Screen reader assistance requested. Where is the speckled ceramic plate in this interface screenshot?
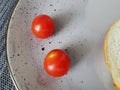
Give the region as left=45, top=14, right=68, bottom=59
left=7, top=0, right=120, bottom=90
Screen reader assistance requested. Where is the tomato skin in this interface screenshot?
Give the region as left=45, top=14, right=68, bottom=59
left=44, top=49, right=70, bottom=77
left=32, top=14, right=55, bottom=39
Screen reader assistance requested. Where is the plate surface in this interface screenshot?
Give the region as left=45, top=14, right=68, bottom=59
left=7, top=0, right=120, bottom=90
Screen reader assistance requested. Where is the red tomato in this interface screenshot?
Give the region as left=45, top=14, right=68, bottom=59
left=32, top=14, right=55, bottom=39
left=44, top=49, right=70, bottom=77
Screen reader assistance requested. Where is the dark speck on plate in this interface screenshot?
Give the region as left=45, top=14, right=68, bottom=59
left=23, top=7, right=26, bottom=9
left=17, top=54, right=20, bottom=56
left=25, top=20, right=27, bottom=23
left=28, top=83, right=30, bottom=85
left=81, top=81, right=83, bottom=83
left=26, top=1, right=29, bottom=3
left=54, top=9, right=56, bottom=11
left=65, top=49, right=68, bottom=52
left=34, top=13, right=37, bottom=16
left=18, top=72, right=20, bottom=74
left=50, top=4, right=53, bottom=6
left=25, top=62, right=27, bottom=65
left=58, top=41, right=61, bottom=44
left=81, top=54, right=83, bottom=56
left=41, top=47, right=45, bottom=51
left=81, top=43, right=83, bottom=46
left=24, top=78, right=26, bottom=81
left=26, top=12, right=28, bottom=14
left=49, top=42, right=51, bottom=44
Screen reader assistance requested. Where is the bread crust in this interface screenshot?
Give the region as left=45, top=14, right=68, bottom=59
left=113, top=82, right=120, bottom=90
left=104, top=19, right=120, bottom=90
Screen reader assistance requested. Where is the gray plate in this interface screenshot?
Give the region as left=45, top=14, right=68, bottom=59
left=7, top=0, right=120, bottom=90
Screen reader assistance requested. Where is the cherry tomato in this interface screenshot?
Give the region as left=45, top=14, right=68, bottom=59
left=44, top=49, right=70, bottom=77
left=32, top=14, right=55, bottom=39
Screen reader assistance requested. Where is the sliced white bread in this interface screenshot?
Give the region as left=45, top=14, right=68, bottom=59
left=104, top=19, right=120, bottom=90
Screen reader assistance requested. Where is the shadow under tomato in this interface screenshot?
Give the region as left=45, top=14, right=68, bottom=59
left=62, top=39, right=91, bottom=71
left=53, top=11, right=73, bottom=36
left=53, top=0, right=88, bottom=36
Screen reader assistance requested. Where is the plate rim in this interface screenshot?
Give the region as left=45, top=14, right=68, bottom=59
left=5, top=0, right=116, bottom=90
left=6, top=0, right=20, bottom=90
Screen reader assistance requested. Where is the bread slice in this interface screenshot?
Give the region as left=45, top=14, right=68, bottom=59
left=104, top=19, right=120, bottom=90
